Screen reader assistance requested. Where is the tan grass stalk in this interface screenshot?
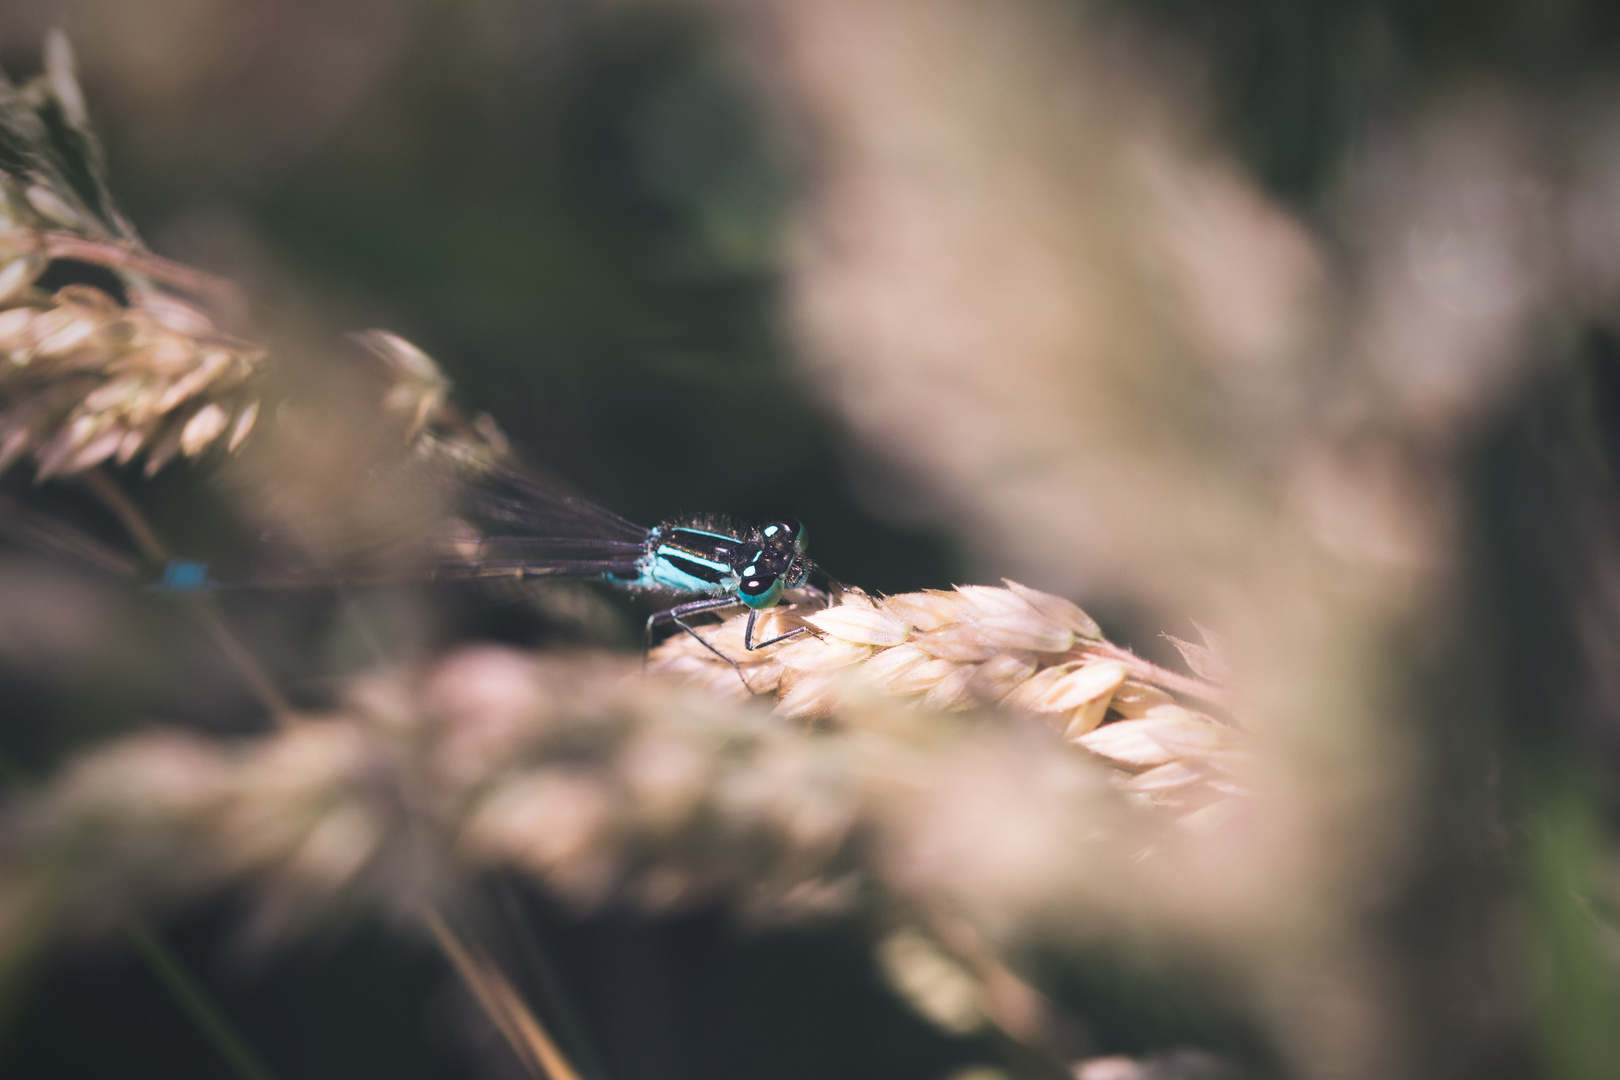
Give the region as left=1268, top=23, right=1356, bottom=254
left=77, top=467, right=294, bottom=721
left=420, top=906, right=585, bottom=1080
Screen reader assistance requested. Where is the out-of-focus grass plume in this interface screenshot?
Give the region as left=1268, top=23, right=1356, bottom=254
left=0, top=34, right=489, bottom=577
left=0, top=649, right=1146, bottom=1028
left=0, top=32, right=264, bottom=480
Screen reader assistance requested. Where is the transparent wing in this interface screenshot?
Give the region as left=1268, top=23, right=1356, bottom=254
left=446, top=558, right=644, bottom=581
left=435, top=443, right=650, bottom=580
left=455, top=450, right=648, bottom=549
left=9, top=437, right=656, bottom=594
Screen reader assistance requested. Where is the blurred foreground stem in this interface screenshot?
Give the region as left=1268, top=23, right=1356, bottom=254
left=79, top=468, right=293, bottom=721
left=0, top=755, right=277, bottom=1080
left=333, top=597, right=595, bottom=1080
left=421, top=905, right=586, bottom=1080
left=128, top=924, right=280, bottom=1080
left=72, top=473, right=583, bottom=1079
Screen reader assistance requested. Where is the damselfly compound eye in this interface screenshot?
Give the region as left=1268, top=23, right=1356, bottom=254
left=760, top=519, right=805, bottom=562
left=738, top=572, right=784, bottom=609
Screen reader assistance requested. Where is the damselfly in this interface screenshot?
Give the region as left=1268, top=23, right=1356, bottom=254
left=157, top=443, right=839, bottom=674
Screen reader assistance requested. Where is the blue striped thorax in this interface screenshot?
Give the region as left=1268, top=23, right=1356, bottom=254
left=623, top=518, right=809, bottom=610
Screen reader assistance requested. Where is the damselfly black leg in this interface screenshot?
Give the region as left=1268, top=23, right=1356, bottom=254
left=646, top=596, right=745, bottom=668
left=742, top=607, right=810, bottom=651
left=645, top=582, right=837, bottom=689
left=655, top=598, right=761, bottom=693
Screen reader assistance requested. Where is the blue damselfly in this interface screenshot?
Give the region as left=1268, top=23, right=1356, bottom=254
left=152, top=442, right=839, bottom=674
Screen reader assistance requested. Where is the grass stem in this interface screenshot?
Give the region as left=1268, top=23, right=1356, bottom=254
left=80, top=468, right=294, bottom=721
left=128, top=923, right=280, bottom=1080
left=421, top=905, right=586, bottom=1080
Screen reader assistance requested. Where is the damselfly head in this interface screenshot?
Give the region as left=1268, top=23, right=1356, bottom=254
left=759, top=519, right=807, bottom=558
left=734, top=520, right=811, bottom=610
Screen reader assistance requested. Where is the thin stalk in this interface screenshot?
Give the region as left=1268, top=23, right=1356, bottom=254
left=183, top=601, right=295, bottom=719
left=78, top=474, right=579, bottom=1080
left=0, top=756, right=278, bottom=1080
left=128, top=923, right=280, bottom=1080
left=79, top=468, right=293, bottom=721
left=491, top=881, right=614, bottom=1080
left=1079, top=639, right=1226, bottom=707
left=421, top=905, right=586, bottom=1080
left=0, top=490, right=140, bottom=577
left=336, top=589, right=598, bottom=1080
left=78, top=469, right=168, bottom=564
left=338, top=592, right=388, bottom=666
left=42, top=232, right=244, bottom=308
left=74, top=474, right=585, bottom=1080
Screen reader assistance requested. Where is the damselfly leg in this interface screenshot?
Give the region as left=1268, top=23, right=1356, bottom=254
left=646, top=584, right=832, bottom=689
left=745, top=595, right=822, bottom=654
left=646, top=596, right=742, bottom=669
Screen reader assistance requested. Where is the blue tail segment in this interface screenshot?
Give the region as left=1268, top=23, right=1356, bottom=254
left=154, top=559, right=216, bottom=593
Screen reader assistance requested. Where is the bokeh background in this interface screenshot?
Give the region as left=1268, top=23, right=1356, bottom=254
left=4, top=1, right=1620, bottom=1078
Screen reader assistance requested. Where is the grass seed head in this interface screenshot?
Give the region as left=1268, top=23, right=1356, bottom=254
left=0, top=41, right=489, bottom=485
left=649, top=583, right=1245, bottom=824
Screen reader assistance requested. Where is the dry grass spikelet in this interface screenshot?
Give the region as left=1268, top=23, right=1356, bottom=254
left=648, top=582, right=1250, bottom=827
left=0, top=33, right=267, bottom=479
left=0, top=36, right=505, bottom=487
